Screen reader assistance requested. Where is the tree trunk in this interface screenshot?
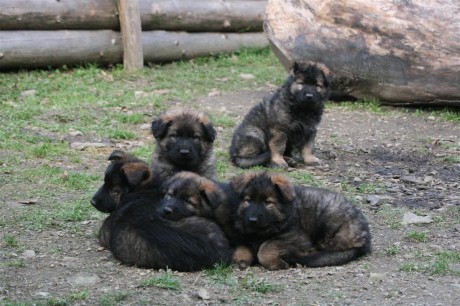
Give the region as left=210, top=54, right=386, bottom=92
left=140, top=0, right=266, bottom=32
left=143, top=31, right=268, bottom=63
left=0, top=31, right=268, bottom=70
left=0, top=0, right=266, bottom=32
left=0, top=0, right=119, bottom=30
left=265, top=0, right=460, bottom=106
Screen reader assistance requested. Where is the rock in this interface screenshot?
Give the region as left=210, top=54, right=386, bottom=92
left=67, top=273, right=101, bottom=286
left=401, top=176, right=424, bottom=184
left=21, top=250, right=36, bottom=258
left=265, top=0, right=460, bottom=106
left=366, top=195, right=380, bottom=206
left=196, top=288, right=210, bottom=300
left=369, top=273, right=386, bottom=283
left=239, top=73, right=255, bottom=79
left=20, top=89, right=37, bottom=97
left=402, top=212, right=433, bottom=225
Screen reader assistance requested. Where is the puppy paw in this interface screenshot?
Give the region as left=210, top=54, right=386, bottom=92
left=303, top=156, right=322, bottom=166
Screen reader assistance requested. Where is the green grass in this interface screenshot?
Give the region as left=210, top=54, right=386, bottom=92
left=99, top=291, right=130, bottom=306
left=400, top=249, right=460, bottom=276
left=4, top=235, right=19, bottom=248
left=141, top=270, right=181, bottom=290
left=385, top=245, right=401, bottom=256
left=377, top=204, right=406, bottom=229
left=205, top=262, right=238, bottom=286
left=405, top=231, right=428, bottom=243
left=240, top=275, right=281, bottom=293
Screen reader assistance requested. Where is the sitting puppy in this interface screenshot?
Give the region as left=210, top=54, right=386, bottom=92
left=90, top=150, right=233, bottom=271
left=151, top=108, right=217, bottom=180
left=230, top=171, right=372, bottom=270
left=230, top=61, right=332, bottom=169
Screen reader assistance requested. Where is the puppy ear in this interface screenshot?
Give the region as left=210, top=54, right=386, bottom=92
left=108, top=150, right=127, bottom=162
left=121, top=162, right=151, bottom=188
left=199, top=179, right=223, bottom=209
left=230, top=173, right=257, bottom=195
left=151, top=117, right=171, bottom=139
left=270, top=174, right=295, bottom=202
left=201, top=122, right=217, bottom=142
left=316, top=63, right=333, bottom=87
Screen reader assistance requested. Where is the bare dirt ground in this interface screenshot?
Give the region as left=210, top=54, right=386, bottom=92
left=1, top=89, right=459, bottom=305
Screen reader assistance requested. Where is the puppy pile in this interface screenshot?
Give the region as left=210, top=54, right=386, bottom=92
left=90, top=61, right=372, bottom=272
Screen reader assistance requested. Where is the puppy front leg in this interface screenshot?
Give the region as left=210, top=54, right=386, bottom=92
left=269, top=129, right=288, bottom=169
left=301, top=131, right=321, bottom=165
left=258, top=241, right=289, bottom=270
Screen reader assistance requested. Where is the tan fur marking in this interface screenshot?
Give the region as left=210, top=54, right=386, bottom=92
left=233, top=246, right=254, bottom=269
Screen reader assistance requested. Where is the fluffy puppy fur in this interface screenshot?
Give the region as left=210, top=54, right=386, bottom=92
left=151, top=108, right=217, bottom=180
left=230, top=61, right=332, bottom=169
left=230, top=171, right=372, bottom=270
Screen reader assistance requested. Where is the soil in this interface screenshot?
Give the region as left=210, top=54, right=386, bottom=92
left=1, top=89, right=459, bottom=305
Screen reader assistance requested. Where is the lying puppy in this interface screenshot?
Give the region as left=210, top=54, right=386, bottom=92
left=230, top=171, right=372, bottom=270
left=90, top=150, right=233, bottom=271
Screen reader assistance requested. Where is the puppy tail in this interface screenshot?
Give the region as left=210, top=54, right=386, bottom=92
left=286, top=246, right=371, bottom=267
left=231, top=151, right=272, bottom=169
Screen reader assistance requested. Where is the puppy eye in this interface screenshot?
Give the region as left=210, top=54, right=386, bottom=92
left=193, top=135, right=201, bottom=139
left=168, top=134, right=177, bottom=138
left=164, top=193, right=172, bottom=200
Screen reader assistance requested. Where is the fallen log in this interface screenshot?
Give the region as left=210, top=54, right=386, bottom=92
left=0, top=0, right=266, bottom=32
left=143, top=31, right=268, bottom=62
left=265, top=0, right=460, bottom=106
left=0, top=0, right=119, bottom=30
left=0, top=31, right=268, bottom=70
left=140, top=0, right=266, bottom=32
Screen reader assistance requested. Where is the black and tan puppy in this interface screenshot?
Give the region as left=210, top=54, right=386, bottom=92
left=151, top=108, right=217, bottom=180
left=230, top=172, right=372, bottom=270
left=90, top=151, right=233, bottom=271
left=159, top=171, right=239, bottom=243
left=230, top=61, right=332, bottom=169
left=90, top=150, right=162, bottom=214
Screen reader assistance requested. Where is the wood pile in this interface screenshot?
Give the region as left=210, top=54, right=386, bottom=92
left=0, top=0, right=268, bottom=70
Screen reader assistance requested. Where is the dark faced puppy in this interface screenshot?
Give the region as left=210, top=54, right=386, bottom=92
left=230, top=171, right=371, bottom=270
left=90, top=152, right=233, bottom=271
left=90, top=150, right=161, bottom=213
left=151, top=109, right=217, bottom=180
left=159, top=172, right=238, bottom=242
left=230, top=61, right=332, bottom=169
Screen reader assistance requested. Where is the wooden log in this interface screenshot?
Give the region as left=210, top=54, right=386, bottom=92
left=0, top=0, right=266, bottom=32
left=143, top=31, right=268, bottom=62
left=0, top=31, right=122, bottom=70
left=0, top=30, right=268, bottom=70
left=265, top=0, right=460, bottom=106
left=140, top=0, right=266, bottom=32
left=0, top=0, right=119, bottom=30
left=118, top=0, right=143, bottom=71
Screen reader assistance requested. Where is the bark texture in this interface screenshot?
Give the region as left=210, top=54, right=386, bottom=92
left=265, top=0, right=460, bottom=106
left=0, top=31, right=268, bottom=70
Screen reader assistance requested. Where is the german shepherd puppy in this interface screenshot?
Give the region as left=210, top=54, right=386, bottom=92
left=158, top=172, right=255, bottom=267
left=151, top=108, right=217, bottom=180
left=230, top=61, right=332, bottom=169
left=90, top=151, right=233, bottom=271
left=230, top=171, right=372, bottom=270
left=159, top=171, right=239, bottom=243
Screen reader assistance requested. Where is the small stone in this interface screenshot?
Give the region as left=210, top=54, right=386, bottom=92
left=366, top=195, right=380, bottom=206
left=67, top=273, right=101, bottom=286
left=197, top=288, right=210, bottom=300
left=239, top=73, right=255, bottom=79
left=402, top=212, right=433, bottom=225
left=369, top=273, right=386, bottom=283
left=34, top=291, right=50, bottom=298
left=22, top=250, right=36, bottom=258
left=69, top=130, right=83, bottom=136
left=21, top=89, right=37, bottom=97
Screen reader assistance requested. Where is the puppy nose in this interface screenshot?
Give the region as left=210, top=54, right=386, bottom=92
left=90, top=198, right=97, bottom=206
left=180, top=149, right=190, bottom=156
left=163, top=206, right=173, bottom=215
left=305, top=93, right=313, bottom=98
